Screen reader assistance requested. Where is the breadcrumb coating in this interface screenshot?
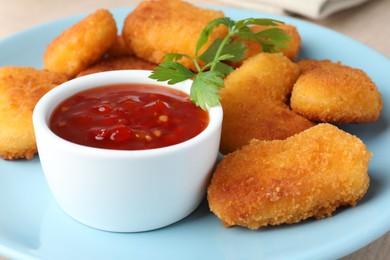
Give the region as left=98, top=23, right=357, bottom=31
left=122, top=0, right=227, bottom=70
left=208, top=123, right=371, bottom=229
left=43, top=9, right=117, bottom=78
left=77, top=55, right=156, bottom=77
left=290, top=59, right=383, bottom=123
left=105, top=35, right=135, bottom=58
left=229, top=23, right=301, bottom=68
left=220, top=52, right=314, bottom=154
left=0, top=67, right=68, bottom=160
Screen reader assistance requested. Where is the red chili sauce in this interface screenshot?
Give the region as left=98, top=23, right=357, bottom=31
left=49, top=84, right=209, bottom=150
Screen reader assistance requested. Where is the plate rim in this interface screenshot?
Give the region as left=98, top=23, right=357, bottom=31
left=0, top=5, right=390, bottom=260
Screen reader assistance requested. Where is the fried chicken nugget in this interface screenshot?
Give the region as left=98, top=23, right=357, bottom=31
left=77, top=55, right=157, bottom=77
left=290, top=59, right=383, bottom=123
left=220, top=53, right=314, bottom=154
left=122, top=0, right=227, bottom=70
left=208, top=123, right=371, bottom=229
left=0, top=67, right=68, bottom=160
left=105, top=35, right=135, bottom=58
left=229, top=23, right=301, bottom=67
left=44, top=9, right=117, bottom=78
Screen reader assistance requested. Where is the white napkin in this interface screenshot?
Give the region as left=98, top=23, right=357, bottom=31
left=214, top=0, right=369, bottom=19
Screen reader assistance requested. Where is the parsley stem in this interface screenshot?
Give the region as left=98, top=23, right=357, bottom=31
left=150, top=17, right=291, bottom=110
left=193, top=59, right=203, bottom=73
left=209, top=30, right=235, bottom=72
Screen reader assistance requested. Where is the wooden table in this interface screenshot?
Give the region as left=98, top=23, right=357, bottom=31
left=0, top=0, right=389, bottom=259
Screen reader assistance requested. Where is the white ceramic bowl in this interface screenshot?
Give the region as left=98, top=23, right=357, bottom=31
left=33, top=70, right=222, bottom=232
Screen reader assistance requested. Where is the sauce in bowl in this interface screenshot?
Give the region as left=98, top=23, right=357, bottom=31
left=50, top=83, right=209, bottom=150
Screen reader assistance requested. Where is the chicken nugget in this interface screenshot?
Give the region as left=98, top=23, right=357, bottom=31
left=290, top=59, right=383, bottom=123
left=105, top=35, right=135, bottom=58
left=44, top=9, right=117, bottom=78
left=229, top=23, right=301, bottom=68
left=220, top=53, right=314, bottom=154
left=77, top=55, right=157, bottom=77
left=0, top=67, right=68, bottom=160
left=208, top=123, right=371, bottom=229
left=122, top=0, right=227, bottom=70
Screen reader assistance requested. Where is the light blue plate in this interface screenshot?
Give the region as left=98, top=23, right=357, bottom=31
left=1, top=6, right=390, bottom=260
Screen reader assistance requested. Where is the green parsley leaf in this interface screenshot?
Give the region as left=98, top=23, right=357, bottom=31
left=235, top=18, right=282, bottom=29
left=196, top=17, right=236, bottom=57
left=200, top=38, right=247, bottom=64
left=149, top=62, right=195, bottom=84
left=149, top=15, right=291, bottom=110
left=236, top=26, right=257, bottom=41
left=256, top=28, right=292, bottom=52
left=190, top=71, right=224, bottom=110
left=212, top=62, right=234, bottom=77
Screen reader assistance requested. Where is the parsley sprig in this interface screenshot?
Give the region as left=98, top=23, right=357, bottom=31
left=149, top=17, right=291, bottom=110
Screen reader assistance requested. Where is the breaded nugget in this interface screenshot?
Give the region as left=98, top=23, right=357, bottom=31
left=290, top=59, right=383, bottom=123
left=250, top=23, right=301, bottom=60
left=0, top=67, right=68, bottom=160
left=220, top=53, right=314, bottom=154
left=77, top=55, right=157, bottom=77
left=44, top=9, right=117, bottom=78
left=105, top=35, right=135, bottom=58
left=208, top=123, right=371, bottom=229
left=229, top=23, right=301, bottom=68
left=122, top=0, right=227, bottom=70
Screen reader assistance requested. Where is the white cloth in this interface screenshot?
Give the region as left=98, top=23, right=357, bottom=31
left=214, top=0, right=369, bottom=19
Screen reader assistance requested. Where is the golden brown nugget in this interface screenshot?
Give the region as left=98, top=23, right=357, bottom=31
left=105, top=35, right=135, bottom=58
left=245, top=23, right=301, bottom=60
left=0, top=67, right=68, bottom=160
left=77, top=55, right=157, bottom=77
left=230, top=23, right=301, bottom=67
left=44, top=9, right=117, bottom=78
left=220, top=53, right=314, bottom=154
left=290, top=59, right=383, bottom=123
left=122, top=0, right=227, bottom=70
left=208, top=123, right=371, bottom=229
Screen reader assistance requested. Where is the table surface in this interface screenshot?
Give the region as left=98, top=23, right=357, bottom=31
left=0, top=0, right=389, bottom=259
